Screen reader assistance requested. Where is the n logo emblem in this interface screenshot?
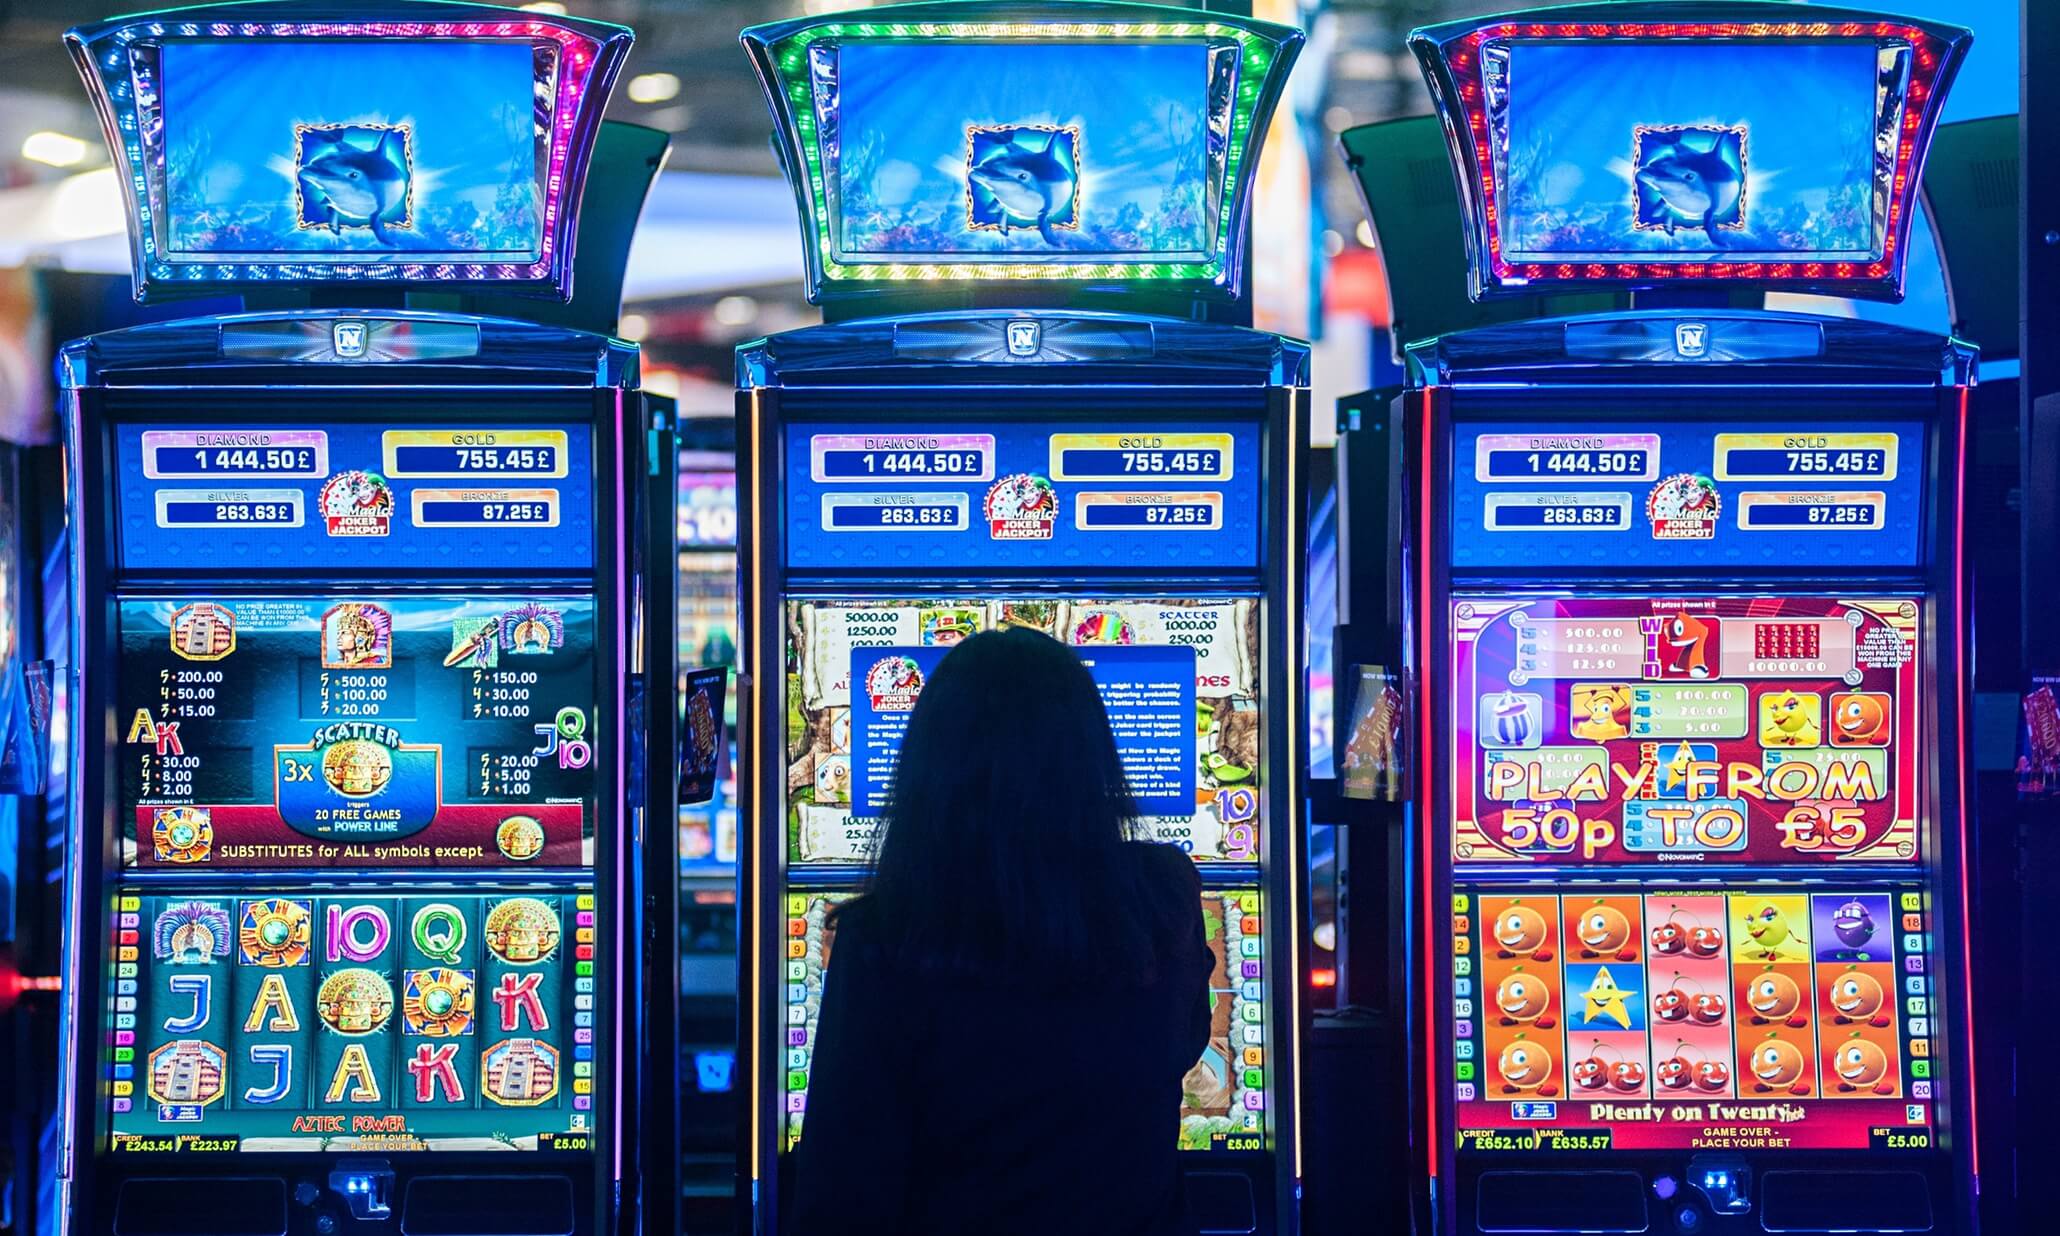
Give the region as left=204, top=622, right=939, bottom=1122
left=1005, top=320, right=1040, bottom=358
left=1673, top=321, right=1710, bottom=359
left=333, top=320, right=369, bottom=359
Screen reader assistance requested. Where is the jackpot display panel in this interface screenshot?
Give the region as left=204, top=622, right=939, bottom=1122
left=1407, top=360, right=1977, bottom=1233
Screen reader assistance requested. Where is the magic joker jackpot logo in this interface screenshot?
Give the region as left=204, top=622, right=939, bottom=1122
left=1449, top=596, right=1921, bottom=867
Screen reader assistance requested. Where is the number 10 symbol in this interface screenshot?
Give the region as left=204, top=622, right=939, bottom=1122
left=533, top=707, right=594, bottom=770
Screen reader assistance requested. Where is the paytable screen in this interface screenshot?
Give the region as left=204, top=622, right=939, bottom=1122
left=783, top=597, right=1264, bottom=865
left=1450, top=884, right=1939, bottom=1152
left=109, top=886, right=596, bottom=1152
left=1450, top=594, right=1922, bottom=867
left=117, top=595, right=598, bottom=870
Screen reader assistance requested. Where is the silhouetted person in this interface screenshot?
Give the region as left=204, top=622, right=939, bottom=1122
left=784, top=626, right=1213, bottom=1235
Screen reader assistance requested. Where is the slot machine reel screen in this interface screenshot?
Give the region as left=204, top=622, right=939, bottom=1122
left=118, top=595, right=600, bottom=871
left=778, top=885, right=1269, bottom=1154
left=111, top=886, right=599, bottom=1153
left=782, top=597, right=1266, bottom=866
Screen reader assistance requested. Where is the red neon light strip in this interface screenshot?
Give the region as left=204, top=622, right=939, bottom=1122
left=1419, top=389, right=1440, bottom=1180
left=1443, top=20, right=1946, bottom=286
left=1952, top=384, right=1980, bottom=1180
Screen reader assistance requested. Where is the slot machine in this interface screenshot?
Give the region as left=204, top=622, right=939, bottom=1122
left=734, top=4, right=1306, bottom=1231
left=1382, top=6, right=1981, bottom=1233
left=53, top=7, right=649, bottom=1236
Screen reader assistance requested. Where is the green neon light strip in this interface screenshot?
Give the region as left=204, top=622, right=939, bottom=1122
left=770, top=20, right=1277, bottom=283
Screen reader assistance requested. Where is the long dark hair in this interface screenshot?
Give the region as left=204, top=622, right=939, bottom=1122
left=843, top=625, right=1171, bottom=980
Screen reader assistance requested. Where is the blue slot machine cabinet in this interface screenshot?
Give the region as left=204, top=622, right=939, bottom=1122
left=1383, top=5, right=1981, bottom=1233
left=735, top=4, right=1307, bottom=1231
left=53, top=7, right=650, bottom=1236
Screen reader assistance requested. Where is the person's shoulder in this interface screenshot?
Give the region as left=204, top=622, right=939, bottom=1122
left=828, top=892, right=879, bottom=927
left=1122, top=840, right=1203, bottom=896
left=825, top=893, right=884, bottom=951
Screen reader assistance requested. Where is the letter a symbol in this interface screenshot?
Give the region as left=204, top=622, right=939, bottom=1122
left=245, top=1044, right=294, bottom=1104
left=244, top=972, right=301, bottom=1032
left=125, top=709, right=158, bottom=745
left=493, top=973, right=548, bottom=1032
left=408, top=1043, right=464, bottom=1103
left=164, top=974, right=211, bottom=1032
left=325, top=1043, right=382, bottom=1103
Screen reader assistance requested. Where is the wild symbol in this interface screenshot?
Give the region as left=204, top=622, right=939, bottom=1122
left=1631, top=125, right=1746, bottom=246
left=965, top=124, right=1080, bottom=245
left=295, top=123, right=414, bottom=242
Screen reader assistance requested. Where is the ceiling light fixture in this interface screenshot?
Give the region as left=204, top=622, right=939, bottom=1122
left=23, top=131, right=90, bottom=167
left=627, top=72, right=681, bottom=104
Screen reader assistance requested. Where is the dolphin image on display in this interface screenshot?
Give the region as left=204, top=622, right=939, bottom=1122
left=1634, top=139, right=1743, bottom=246
left=967, top=128, right=1077, bottom=245
left=297, top=126, right=411, bottom=242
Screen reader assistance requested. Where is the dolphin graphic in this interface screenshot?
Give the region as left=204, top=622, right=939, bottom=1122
left=298, top=128, right=410, bottom=243
left=1635, top=145, right=1742, bottom=246
left=968, top=130, right=1076, bottom=245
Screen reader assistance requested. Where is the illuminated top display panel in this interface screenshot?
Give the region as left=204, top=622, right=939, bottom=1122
left=1449, top=883, right=1939, bottom=1153
left=1450, top=595, right=1922, bottom=868
left=117, top=595, right=598, bottom=871
left=741, top=1, right=1301, bottom=297
left=112, top=422, right=595, bottom=574
left=158, top=40, right=541, bottom=263
left=1408, top=3, right=1971, bottom=299
left=835, top=42, right=1211, bottom=260
left=782, top=420, right=1262, bottom=572
left=1449, top=419, right=1926, bottom=571
left=785, top=597, right=1264, bottom=866
left=66, top=3, right=632, bottom=299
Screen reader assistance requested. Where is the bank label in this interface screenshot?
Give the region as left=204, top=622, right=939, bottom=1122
left=820, top=492, right=969, bottom=532
left=1075, top=491, right=1223, bottom=531
left=154, top=489, right=305, bottom=529
left=143, top=430, right=328, bottom=480
left=1049, top=433, right=1234, bottom=482
left=810, top=434, right=994, bottom=484
left=381, top=430, right=568, bottom=479
left=409, top=489, right=561, bottom=528
left=1475, top=433, right=1660, bottom=483
left=1714, top=433, right=1899, bottom=482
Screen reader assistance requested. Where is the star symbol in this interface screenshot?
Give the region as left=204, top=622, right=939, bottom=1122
left=1581, top=966, right=1637, bottom=1030
left=1664, top=746, right=1694, bottom=791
